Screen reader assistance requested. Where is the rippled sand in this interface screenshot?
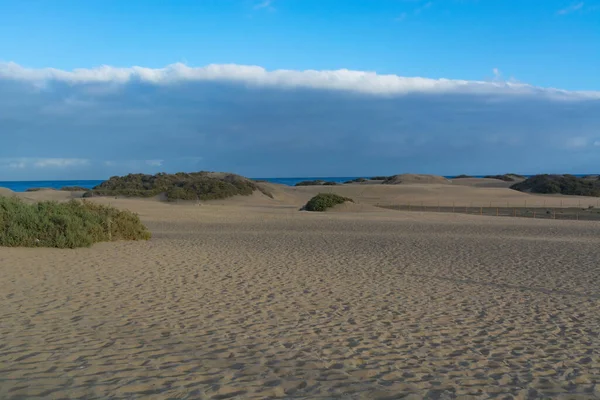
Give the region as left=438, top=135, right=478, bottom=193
left=2, top=193, right=600, bottom=399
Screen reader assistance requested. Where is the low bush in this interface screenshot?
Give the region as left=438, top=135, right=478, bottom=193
left=0, top=196, right=151, bottom=248
left=25, top=187, right=55, bottom=192
left=295, top=180, right=337, bottom=186
left=369, top=176, right=390, bottom=181
left=295, top=180, right=326, bottom=186
left=304, top=193, right=353, bottom=212
left=83, top=171, right=272, bottom=201
left=452, top=174, right=473, bottom=179
left=345, top=178, right=367, bottom=184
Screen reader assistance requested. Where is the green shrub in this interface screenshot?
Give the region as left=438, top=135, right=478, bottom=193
left=452, top=174, right=473, bottom=179
left=369, top=176, right=390, bottom=181
left=0, top=197, right=151, bottom=248
left=304, top=193, right=353, bottom=212
left=295, top=180, right=338, bottom=186
left=295, top=180, right=326, bottom=186
left=83, top=171, right=271, bottom=201
left=25, top=187, right=55, bottom=192
left=345, top=178, right=367, bottom=184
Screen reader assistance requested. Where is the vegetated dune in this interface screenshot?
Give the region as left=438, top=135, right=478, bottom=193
left=84, top=171, right=273, bottom=202
left=511, top=174, right=600, bottom=197
left=382, top=174, right=449, bottom=185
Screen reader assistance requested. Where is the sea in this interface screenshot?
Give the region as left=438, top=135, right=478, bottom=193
left=0, top=177, right=363, bottom=192
left=0, top=174, right=593, bottom=192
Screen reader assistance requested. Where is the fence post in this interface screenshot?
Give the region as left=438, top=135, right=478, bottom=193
left=533, top=210, right=536, bottom=219
left=437, top=201, right=440, bottom=212
left=453, top=202, right=455, bottom=213
left=408, top=202, right=411, bottom=211
left=480, top=206, right=483, bottom=216
left=496, top=208, right=499, bottom=217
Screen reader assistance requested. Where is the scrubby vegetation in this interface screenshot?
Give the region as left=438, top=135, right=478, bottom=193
left=484, top=174, right=526, bottom=182
left=60, top=186, right=91, bottom=191
left=25, top=187, right=55, bottom=192
left=82, top=172, right=272, bottom=201
left=295, top=180, right=337, bottom=186
left=0, top=196, right=151, bottom=248
left=452, top=174, right=473, bottom=179
left=369, top=176, right=390, bottom=181
left=511, top=174, right=600, bottom=197
left=345, top=178, right=367, bottom=184
left=304, top=193, right=353, bottom=212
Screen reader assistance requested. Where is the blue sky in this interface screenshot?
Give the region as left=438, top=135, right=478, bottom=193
left=0, top=0, right=599, bottom=180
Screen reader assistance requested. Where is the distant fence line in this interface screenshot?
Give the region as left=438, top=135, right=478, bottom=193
left=376, top=203, right=600, bottom=222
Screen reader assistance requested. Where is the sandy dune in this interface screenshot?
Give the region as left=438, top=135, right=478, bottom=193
left=2, top=186, right=600, bottom=398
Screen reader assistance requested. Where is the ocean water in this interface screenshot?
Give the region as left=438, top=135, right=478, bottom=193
left=0, top=180, right=105, bottom=193
left=1, top=177, right=363, bottom=192
left=1, top=174, right=593, bottom=192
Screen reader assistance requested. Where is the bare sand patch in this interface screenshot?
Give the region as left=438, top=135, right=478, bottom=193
left=2, top=189, right=600, bottom=398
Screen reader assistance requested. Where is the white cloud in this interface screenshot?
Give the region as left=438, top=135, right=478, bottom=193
left=33, top=158, right=89, bottom=168
left=254, top=0, right=275, bottom=10
left=145, top=159, right=164, bottom=166
left=8, top=162, right=26, bottom=169
left=565, top=137, right=588, bottom=148
left=0, top=158, right=89, bottom=169
left=1, top=62, right=598, bottom=100
left=557, top=2, right=584, bottom=15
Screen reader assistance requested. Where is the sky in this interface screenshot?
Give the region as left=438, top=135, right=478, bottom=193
left=0, top=0, right=599, bottom=180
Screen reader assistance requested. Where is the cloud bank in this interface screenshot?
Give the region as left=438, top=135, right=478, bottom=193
left=0, top=62, right=599, bottom=180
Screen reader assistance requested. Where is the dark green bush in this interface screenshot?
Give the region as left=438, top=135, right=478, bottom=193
left=295, top=180, right=338, bottom=186
left=452, top=175, right=473, bottom=179
left=345, top=178, right=367, bottom=184
left=304, top=193, right=353, bottom=212
left=295, top=180, right=326, bottom=186
left=25, top=187, right=55, bottom=192
left=84, top=171, right=271, bottom=201
left=511, top=174, right=600, bottom=197
left=0, top=197, right=151, bottom=248
left=369, top=176, right=390, bottom=181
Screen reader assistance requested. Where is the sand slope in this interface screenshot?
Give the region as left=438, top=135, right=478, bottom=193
left=2, top=197, right=600, bottom=399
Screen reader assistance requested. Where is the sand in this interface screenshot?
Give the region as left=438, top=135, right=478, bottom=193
left=2, top=186, right=600, bottom=399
